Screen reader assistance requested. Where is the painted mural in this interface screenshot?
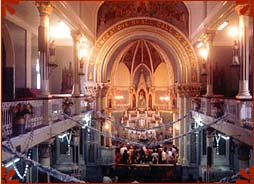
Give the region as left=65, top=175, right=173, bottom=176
left=97, top=1, right=189, bottom=37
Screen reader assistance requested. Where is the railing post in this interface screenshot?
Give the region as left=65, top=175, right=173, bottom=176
left=43, top=98, right=52, bottom=126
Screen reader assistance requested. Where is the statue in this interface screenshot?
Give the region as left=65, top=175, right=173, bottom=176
left=232, top=40, right=240, bottom=65
left=137, top=90, right=146, bottom=109
left=61, top=62, right=73, bottom=93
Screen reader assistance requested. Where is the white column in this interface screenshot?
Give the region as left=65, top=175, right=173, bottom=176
left=205, top=30, right=216, bottom=97
left=177, top=95, right=184, bottom=163
left=236, top=6, right=252, bottom=99
left=36, top=2, right=52, bottom=96
left=182, top=96, right=191, bottom=165
left=71, top=30, right=81, bottom=96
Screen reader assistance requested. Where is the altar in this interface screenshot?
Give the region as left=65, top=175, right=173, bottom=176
left=120, top=110, right=164, bottom=142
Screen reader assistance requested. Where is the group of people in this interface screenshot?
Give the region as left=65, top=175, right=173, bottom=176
left=116, top=144, right=179, bottom=165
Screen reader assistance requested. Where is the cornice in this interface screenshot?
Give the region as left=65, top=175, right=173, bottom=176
left=51, top=1, right=95, bottom=44
left=191, top=1, right=235, bottom=44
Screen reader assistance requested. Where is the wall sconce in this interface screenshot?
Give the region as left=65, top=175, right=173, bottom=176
left=196, top=42, right=204, bottom=48
left=199, top=47, right=209, bottom=61
left=175, top=123, right=180, bottom=131
left=229, top=26, right=240, bottom=66
left=104, top=123, right=110, bottom=130
left=114, top=95, right=124, bottom=100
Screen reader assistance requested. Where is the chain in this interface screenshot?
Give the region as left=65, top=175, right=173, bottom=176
left=3, top=114, right=35, bottom=181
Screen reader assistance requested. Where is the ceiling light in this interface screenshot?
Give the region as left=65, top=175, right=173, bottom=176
left=217, top=21, right=229, bottom=31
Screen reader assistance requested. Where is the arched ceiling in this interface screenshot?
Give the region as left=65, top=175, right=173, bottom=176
left=120, top=40, right=164, bottom=74
left=97, top=1, right=188, bottom=37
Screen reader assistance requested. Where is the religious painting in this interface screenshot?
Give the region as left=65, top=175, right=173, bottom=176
left=97, top=1, right=189, bottom=37
left=137, top=89, right=146, bottom=109
left=132, top=94, right=136, bottom=109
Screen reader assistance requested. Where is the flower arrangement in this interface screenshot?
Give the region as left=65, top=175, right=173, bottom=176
left=63, top=98, right=74, bottom=115
left=10, top=103, right=33, bottom=135
left=84, top=96, right=95, bottom=103
left=191, top=97, right=201, bottom=111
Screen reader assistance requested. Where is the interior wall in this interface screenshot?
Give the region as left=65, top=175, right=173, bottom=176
left=212, top=46, right=239, bottom=97
left=113, top=63, right=130, bottom=87
left=154, top=63, right=169, bottom=87
left=49, top=46, right=73, bottom=94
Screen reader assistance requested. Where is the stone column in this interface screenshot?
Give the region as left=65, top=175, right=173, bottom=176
left=206, top=128, right=214, bottom=182
left=71, top=30, right=82, bottom=96
left=236, top=6, right=252, bottom=99
left=38, top=140, right=53, bottom=182
left=238, top=144, right=250, bottom=169
left=204, top=30, right=216, bottom=97
left=36, top=2, right=52, bottom=96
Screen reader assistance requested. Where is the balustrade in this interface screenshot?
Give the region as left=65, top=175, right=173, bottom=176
left=51, top=98, right=64, bottom=122
left=2, top=96, right=89, bottom=139
left=192, top=97, right=252, bottom=130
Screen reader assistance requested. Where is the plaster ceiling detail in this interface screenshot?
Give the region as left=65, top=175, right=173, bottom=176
left=97, top=1, right=189, bottom=37
left=120, top=40, right=164, bottom=74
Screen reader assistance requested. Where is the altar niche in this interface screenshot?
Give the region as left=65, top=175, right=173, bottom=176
left=137, top=89, right=147, bottom=110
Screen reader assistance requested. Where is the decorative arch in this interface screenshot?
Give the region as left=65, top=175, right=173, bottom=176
left=87, top=18, right=199, bottom=84
left=97, top=1, right=189, bottom=36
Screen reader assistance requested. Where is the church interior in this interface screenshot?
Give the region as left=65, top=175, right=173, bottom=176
left=1, top=1, right=254, bottom=183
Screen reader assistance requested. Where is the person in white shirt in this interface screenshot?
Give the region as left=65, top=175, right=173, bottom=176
left=168, top=148, right=174, bottom=164
left=120, top=145, right=128, bottom=155
left=161, top=147, right=167, bottom=164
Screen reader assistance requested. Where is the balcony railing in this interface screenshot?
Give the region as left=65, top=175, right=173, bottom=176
left=192, top=97, right=252, bottom=130
left=2, top=96, right=91, bottom=140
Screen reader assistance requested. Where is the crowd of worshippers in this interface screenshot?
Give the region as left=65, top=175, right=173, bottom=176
left=115, top=144, right=179, bottom=165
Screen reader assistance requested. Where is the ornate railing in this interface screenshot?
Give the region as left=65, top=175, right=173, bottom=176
left=51, top=98, right=64, bottom=122
left=192, top=97, right=252, bottom=130
left=2, top=96, right=90, bottom=139
left=2, top=100, right=44, bottom=139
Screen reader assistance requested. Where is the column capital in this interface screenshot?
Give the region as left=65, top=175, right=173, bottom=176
left=97, top=82, right=110, bottom=97
left=35, top=2, right=52, bottom=17
left=71, top=30, right=82, bottom=42
left=204, top=30, right=216, bottom=43
left=235, top=4, right=248, bottom=16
